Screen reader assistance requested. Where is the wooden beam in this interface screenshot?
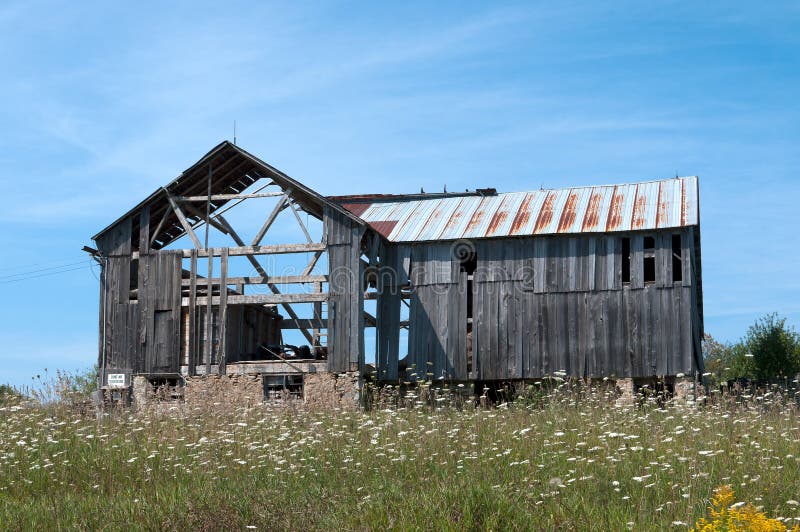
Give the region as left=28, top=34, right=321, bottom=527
left=280, top=318, right=326, bottom=330
left=164, top=189, right=202, bottom=249
left=188, top=249, right=197, bottom=376
left=182, top=202, right=230, bottom=236
left=364, top=291, right=411, bottom=300
left=288, top=199, right=313, bottom=243
left=175, top=191, right=284, bottom=202
left=131, top=243, right=326, bottom=259
left=181, top=274, right=327, bottom=286
left=251, top=195, right=288, bottom=246
left=185, top=292, right=328, bottom=306
left=302, top=250, right=324, bottom=276
left=139, top=205, right=150, bottom=254
left=214, top=213, right=317, bottom=346
left=218, top=248, right=228, bottom=375
left=149, top=207, right=171, bottom=247
left=313, top=281, right=323, bottom=345
left=205, top=255, right=213, bottom=375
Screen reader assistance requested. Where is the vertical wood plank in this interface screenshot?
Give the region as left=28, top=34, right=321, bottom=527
left=218, top=248, right=228, bottom=375
left=205, top=255, right=213, bottom=373
left=139, top=205, right=150, bottom=255
left=188, top=250, right=197, bottom=376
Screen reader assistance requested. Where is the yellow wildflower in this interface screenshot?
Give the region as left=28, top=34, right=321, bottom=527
left=693, top=485, right=800, bottom=532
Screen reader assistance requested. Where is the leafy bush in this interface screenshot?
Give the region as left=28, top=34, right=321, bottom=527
left=0, top=384, right=24, bottom=406
left=704, top=314, right=800, bottom=384
left=745, top=314, right=800, bottom=381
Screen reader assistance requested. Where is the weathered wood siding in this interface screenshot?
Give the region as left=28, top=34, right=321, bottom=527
left=375, top=242, right=402, bottom=381
left=138, top=251, right=182, bottom=374
left=405, top=243, right=468, bottom=381
left=97, top=216, right=186, bottom=381
left=325, top=206, right=365, bottom=373
left=392, top=229, right=702, bottom=381
left=96, top=216, right=138, bottom=383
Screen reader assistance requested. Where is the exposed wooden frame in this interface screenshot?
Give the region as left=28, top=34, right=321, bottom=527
left=131, top=243, right=326, bottom=259
left=302, top=250, right=324, bottom=276
left=148, top=208, right=171, bottom=247
left=205, top=254, right=213, bottom=375
left=287, top=199, right=313, bottom=243
left=165, top=189, right=202, bottom=249
left=218, top=248, right=228, bottom=375
left=185, top=292, right=328, bottom=306
left=175, top=191, right=283, bottom=202
left=181, top=274, right=327, bottom=287
left=182, top=203, right=230, bottom=236
left=188, top=249, right=197, bottom=376
left=251, top=195, right=288, bottom=246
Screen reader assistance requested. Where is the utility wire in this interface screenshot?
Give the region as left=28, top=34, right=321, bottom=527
left=0, top=259, right=91, bottom=280
left=0, top=264, right=92, bottom=284
left=0, top=256, right=89, bottom=273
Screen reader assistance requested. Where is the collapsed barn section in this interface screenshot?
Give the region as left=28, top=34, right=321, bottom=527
left=88, top=141, right=704, bottom=408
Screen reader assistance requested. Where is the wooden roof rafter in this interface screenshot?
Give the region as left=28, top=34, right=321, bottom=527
left=93, top=140, right=364, bottom=251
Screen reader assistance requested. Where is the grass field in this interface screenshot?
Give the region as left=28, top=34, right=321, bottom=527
left=1, top=385, right=799, bottom=530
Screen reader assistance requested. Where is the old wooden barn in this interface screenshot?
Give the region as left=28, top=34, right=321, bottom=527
left=88, top=141, right=704, bottom=405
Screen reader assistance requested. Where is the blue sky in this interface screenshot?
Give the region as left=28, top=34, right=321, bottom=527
left=1, top=1, right=798, bottom=386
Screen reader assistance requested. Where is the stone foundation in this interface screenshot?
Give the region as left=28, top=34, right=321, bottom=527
left=615, top=378, right=635, bottom=406
left=132, top=376, right=154, bottom=409
left=183, top=374, right=264, bottom=408
left=674, top=377, right=702, bottom=405
left=304, top=372, right=359, bottom=410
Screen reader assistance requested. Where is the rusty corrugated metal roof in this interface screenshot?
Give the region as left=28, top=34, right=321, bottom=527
left=333, top=176, right=698, bottom=242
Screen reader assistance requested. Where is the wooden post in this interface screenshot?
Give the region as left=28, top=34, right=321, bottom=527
left=205, top=162, right=212, bottom=250
left=219, top=248, right=228, bottom=375
left=188, top=249, right=197, bottom=376
left=165, top=190, right=202, bottom=249
left=313, top=281, right=323, bottom=347
left=139, top=205, right=150, bottom=255
left=205, top=256, right=213, bottom=375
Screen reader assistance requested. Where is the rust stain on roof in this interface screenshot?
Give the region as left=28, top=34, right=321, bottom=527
left=464, top=197, right=489, bottom=236
left=331, top=176, right=699, bottom=242
left=509, top=192, right=534, bottom=234
left=557, top=190, right=579, bottom=233
left=486, top=195, right=513, bottom=236
left=341, top=203, right=370, bottom=217
left=581, top=189, right=603, bottom=232
left=680, top=178, right=687, bottom=227
left=631, top=184, right=647, bottom=229
left=438, top=197, right=468, bottom=239
left=533, top=191, right=557, bottom=234
left=606, top=186, right=624, bottom=231
left=368, top=220, right=398, bottom=239
left=655, top=181, right=666, bottom=228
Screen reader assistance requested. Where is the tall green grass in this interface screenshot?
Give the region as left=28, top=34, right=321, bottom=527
left=1, top=385, right=798, bottom=530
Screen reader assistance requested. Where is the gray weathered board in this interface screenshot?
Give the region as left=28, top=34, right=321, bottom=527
left=376, top=229, right=701, bottom=381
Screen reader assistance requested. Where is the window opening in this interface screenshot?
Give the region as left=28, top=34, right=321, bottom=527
left=263, top=374, right=304, bottom=401
left=621, top=237, right=631, bottom=283
left=672, top=234, right=683, bottom=283
left=129, top=258, right=139, bottom=301
left=643, top=236, right=656, bottom=284
left=459, top=250, right=477, bottom=374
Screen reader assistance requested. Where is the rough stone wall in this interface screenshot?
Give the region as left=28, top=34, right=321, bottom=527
left=183, top=374, right=264, bottom=408
left=132, top=376, right=153, bottom=409
left=674, top=377, right=702, bottom=405
left=304, top=372, right=359, bottom=410
left=615, top=378, right=635, bottom=407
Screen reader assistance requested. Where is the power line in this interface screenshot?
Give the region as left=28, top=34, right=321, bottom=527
left=0, top=256, right=89, bottom=273
left=0, top=264, right=92, bottom=284
left=0, top=259, right=91, bottom=280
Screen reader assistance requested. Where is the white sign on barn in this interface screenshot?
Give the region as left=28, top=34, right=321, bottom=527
left=107, top=373, right=126, bottom=388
